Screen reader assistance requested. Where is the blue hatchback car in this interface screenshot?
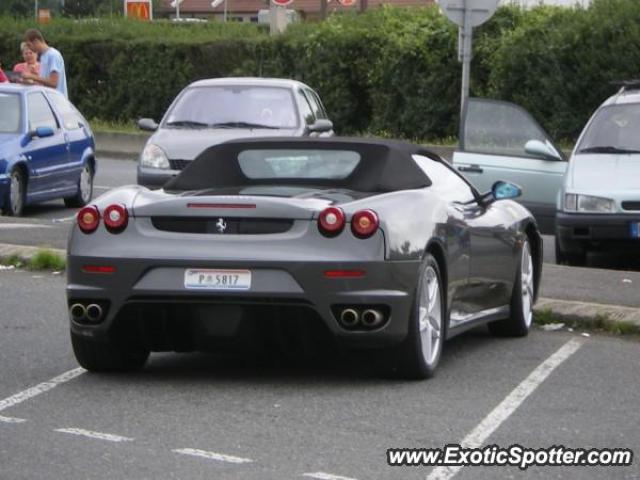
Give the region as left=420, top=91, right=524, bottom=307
left=0, top=84, right=95, bottom=216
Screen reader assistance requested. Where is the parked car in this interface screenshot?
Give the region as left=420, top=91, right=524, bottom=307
left=136, top=77, right=334, bottom=188
left=452, top=98, right=567, bottom=235
left=68, top=137, right=541, bottom=379
left=0, top=84, right=96, bottom=216
left=555, top=81, right=640, bottom=265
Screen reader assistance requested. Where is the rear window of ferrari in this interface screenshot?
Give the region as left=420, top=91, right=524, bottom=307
left=237, top=149, right=361, bottom=180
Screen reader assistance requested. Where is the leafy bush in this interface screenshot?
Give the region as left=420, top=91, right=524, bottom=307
left=1, top=1, right=638, bottom=141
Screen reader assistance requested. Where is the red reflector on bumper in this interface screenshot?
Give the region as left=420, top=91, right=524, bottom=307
left=323, top=270, right=365, bottom=278
left=82, top=265, right=116, bottom=274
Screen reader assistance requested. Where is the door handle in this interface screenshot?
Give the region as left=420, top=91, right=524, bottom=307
left=457, top=165, right=484, bottom=174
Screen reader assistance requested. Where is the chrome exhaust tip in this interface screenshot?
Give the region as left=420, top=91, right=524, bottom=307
left=339, top=308, right=360, bottom=327
left=70, top=304, right=87, bottom=322
left=85, top=304, right=103, bottom=322
left=361, top=309, right=384, bottom=327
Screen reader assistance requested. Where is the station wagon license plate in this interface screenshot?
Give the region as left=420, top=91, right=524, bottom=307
left=184, top=269, right=251, bottom=290
left=631, top=222, right=640, bottom=239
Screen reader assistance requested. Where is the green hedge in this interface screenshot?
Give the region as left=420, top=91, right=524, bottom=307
left=1, top=0, right=638, bottom=141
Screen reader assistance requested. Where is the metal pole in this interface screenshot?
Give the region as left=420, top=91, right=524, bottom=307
left=176, top=0, right=180, bottom=19
left=224, top=0, right=227, bottom=22
left=459, top=0, right=472, bottom=144
left=35, top=0, right=38, bottom=20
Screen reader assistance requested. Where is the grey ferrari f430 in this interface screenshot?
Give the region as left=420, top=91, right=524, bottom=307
left=67, top=138, right=542, bottom=379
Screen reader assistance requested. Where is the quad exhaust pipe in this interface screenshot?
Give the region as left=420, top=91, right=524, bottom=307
left=338, top=308, right=385, bottom=329
left=70, top=304, right=87, bottom=322
left=361, top=309, right=384, bottom=328
left=339, top=308, right=360, bottom=328
left=69, top=303, right=104, bottom=323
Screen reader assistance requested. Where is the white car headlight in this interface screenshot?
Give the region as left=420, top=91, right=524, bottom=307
left=564, top=194, right=615, bottom=213
left=140, top=143, right=169, bottom=169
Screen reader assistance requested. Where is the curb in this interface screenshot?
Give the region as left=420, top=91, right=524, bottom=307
left=534, top=297, right=640, bottom=331
left=95, top=131, right=149, bottom=159
left=0, top=243, right=66, bottom=263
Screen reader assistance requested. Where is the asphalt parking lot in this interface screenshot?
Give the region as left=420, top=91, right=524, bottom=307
left=0, top=270, right=638, bottom=480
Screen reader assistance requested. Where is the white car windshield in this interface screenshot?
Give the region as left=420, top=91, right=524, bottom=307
left=0, top=93, right=21, bottom=133
left=577, top=104, right=640, bottom=154
left=164, top=86, right=299, bottom=130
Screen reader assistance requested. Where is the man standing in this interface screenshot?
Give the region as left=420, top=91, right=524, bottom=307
left=21, top=29, right=68, bottom=98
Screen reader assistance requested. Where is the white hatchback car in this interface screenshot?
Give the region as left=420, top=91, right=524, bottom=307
left=555, top=81, right=640, bottom=265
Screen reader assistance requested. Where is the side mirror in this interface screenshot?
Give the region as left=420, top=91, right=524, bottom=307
left=308, top=119, right=333, bottom=134
left=525, top=139, right=562, bottom=161
left=138, top=118, right=159, bottom=132
left=492, top=181, right=522, bottom=201
left=34, top=126, right=55, bottom=138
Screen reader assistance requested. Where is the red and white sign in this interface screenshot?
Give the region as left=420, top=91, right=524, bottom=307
left=337, top=0, right=357, bottom=5
left=124, top=0, right=153, bottom=20
left=272, top=0, right=293, bottom=6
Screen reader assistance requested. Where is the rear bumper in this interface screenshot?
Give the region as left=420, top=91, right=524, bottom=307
left=136, top=165, right=179, bottom=189
left=67, top=256, right=420, bottom=350
left=556, top=211, right=640, bottom=253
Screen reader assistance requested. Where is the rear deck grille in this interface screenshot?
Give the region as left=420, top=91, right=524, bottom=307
left=151, top=216, right=294, bottom=234
left=621, top=201, right=640, bottom=211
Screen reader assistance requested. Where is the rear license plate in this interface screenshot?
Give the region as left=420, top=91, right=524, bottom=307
left=184, top=269, right=251, bottom=290
left=631, top=222, right=640, bottom=239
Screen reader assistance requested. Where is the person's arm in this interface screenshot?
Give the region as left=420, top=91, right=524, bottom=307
left=23, top=70, right=58, bottom=88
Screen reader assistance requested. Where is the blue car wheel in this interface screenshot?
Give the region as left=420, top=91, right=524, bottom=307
left=64, top=163, right=94, bottom=208
left=2, top=169, right=25, bottom=217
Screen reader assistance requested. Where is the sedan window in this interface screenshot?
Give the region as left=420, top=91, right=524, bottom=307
left=0, top=93, right=21, bottom=133
left=577, top=104, right=640, bottom=154
left=47, top=92, right=85, bottom=130
left=462, top=99, right=553, bottom=159
left=296, top=89, right=315, bottom=125
left=27, top=93, right=59, bottom=132
left=165, top=86, right=299, bottom=129
left=413, top=155, right=475, bottom=204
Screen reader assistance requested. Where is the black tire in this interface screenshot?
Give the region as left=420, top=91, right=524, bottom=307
left=64, top=162, right=94, bottom=208
left=489, top=239, right=534, bottom=337
left=555, top=237, right=586, bottom=267
left=379, top=254, right=446, bottom=380
left=2, top=168, right=26, bottom=216
left=71, top=331, right=149, bottom=372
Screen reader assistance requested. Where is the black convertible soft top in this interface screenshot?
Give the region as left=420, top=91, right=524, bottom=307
left=164, top=137, right=435, bottom=192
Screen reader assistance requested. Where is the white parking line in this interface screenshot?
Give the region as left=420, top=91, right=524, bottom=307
left=303, top=472, right=359, bottom=480
left=0, top=367, right=85, bottom=413
left=173, top=448, right=253, bottom=464
left=55, top=427, right=133, bottom=442
left=0, top=415, right=27, bottom=424
left=426, top=338, right=583, bottom=480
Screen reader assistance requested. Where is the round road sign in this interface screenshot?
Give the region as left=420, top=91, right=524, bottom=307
left=272, top=0, right=293, bottom=6
left=437, top=0, right=498, bottom=27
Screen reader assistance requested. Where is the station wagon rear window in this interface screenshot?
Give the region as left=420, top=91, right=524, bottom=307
left=0, top=93, right=21, bottom=133
left=238, top=149, right=361, bottom=180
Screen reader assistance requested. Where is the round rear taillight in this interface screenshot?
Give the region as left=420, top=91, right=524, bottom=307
left=103, top=204, right=128, bottom=233
left=351, top=209, right=379, bottom=238
left=77, top=206, right=100, bottom=234
left=318, top=207, right=345, bottom=236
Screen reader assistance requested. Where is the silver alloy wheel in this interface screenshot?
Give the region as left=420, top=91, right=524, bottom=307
left=10, top=171, right=23, bottom=214
left=418, top=265, right=442, bottom=366
left=521, top=241, right=534, bottom=328
left=79, top=165, right=92, bottom=203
